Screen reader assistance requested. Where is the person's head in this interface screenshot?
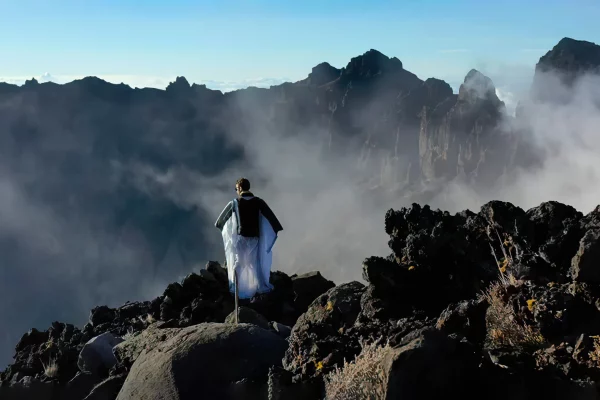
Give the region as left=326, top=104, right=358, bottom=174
left=235, top=178, right=250, bottom=195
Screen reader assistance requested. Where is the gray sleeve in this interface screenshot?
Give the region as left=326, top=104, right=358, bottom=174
left=215, top=201, right=233, bottom=231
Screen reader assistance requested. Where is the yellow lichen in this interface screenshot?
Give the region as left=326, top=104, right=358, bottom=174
left=316, top=361, right=324, bottom=371
left=408, top=265, right=415, bottom=271
left=527, top=299, right=536, bottom=312
left=326, top=301, right=334, bottom=312
left=498, top=258, right=508, bottom=273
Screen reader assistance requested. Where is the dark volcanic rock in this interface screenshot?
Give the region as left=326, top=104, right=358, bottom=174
left=436, top=299, right=489, bottom=345
left=89, top=306, right=116, bottom=327
left=83, top=374, right=126, bottom=400
left=571, top=229, right=600, bottom=284
left=15, top=329, right=49, bottom=353
left=381, top=330, right=481, bottom=399
left=116, top=323, right=288, bottom=400
left=291, top=271, right=335, bottom=313
left=283, top=282, right=365, bottom=378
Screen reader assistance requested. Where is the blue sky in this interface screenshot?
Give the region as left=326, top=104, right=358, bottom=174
left=1, top=0, right=598, bottom=94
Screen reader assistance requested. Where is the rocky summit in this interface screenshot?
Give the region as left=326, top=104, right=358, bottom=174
left=2, top=199, right=600, bottom=399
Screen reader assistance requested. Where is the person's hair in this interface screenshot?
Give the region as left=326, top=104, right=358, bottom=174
left=236, top=177, right=250, bottom=192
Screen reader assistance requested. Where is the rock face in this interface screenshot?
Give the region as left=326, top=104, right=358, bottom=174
left=116, top=323, right=288, bottom=400
left=419, top=69, right=514, bottom=187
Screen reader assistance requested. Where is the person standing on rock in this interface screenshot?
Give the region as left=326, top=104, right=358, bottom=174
left=215, top=178, right=283, bottom=301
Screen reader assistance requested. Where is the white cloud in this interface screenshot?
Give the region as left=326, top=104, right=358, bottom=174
left=496, top=86, right=518, bottom=116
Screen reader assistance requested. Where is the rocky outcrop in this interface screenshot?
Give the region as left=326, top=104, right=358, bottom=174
left=0, top=263, right=334, bottom=399
left=283, top=282, right=366, bottom=379
left=3, top=199, right=600, bottom=399
left=419, top=69, right=515, bottom=187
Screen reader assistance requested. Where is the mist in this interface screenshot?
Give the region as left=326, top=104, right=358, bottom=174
left=1, top=60, right=599, bottom=372
left=427, top=70, right=600, bottom=215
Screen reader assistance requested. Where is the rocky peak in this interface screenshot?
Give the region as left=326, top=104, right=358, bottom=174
left=458, top=69, right=498, bottom=102
left=531, top=37, right=600, bottom=102
left=23, top=77, right=39, bottom=87
left=166, top=76, right=192, bottom=95
left=536, top=37, right=600, bottom=76
left=342, top=49, right=404, bottom=79
left=304, top=62, right=341, bottom=86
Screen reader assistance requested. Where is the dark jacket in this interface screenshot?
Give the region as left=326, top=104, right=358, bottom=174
left=215, top=192, right=283, bottom=238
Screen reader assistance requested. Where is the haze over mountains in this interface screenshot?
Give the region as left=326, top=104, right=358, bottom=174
left=1, top=37, right=600, bottom=369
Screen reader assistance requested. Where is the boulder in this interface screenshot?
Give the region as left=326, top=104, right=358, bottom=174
left=206, top=261, right=228, bottom=286
left=381, top=330, right=480, bottom=399
left=113, top=324, right=180, bottom=367
left=225, top=306, right=270, bottom=330
left=116, top=323, right=288, bottom=400
left=62, top=372, right=102, bottom=400
left=237, top=271, right=297, bottom=326
left=84, top=374, right=127, bottom=400
left=436, top=299, right=488, bottom=344
left=571, top=229, right=600, bottom=283
left=271, top=322, right=292, bottom=339
left=283, top=281, right=365, bottom=377
left=291, top=271, right=335, bottom=312
left=78, top=333, right=124, bottom=376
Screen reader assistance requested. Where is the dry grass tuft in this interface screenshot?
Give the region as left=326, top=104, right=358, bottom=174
left=589, top=336, right=600, bottom=365
left=144, top=313, right=156, bottom=325
left=41, top=357, right=59, bottom=378
left=324, top=340, right=391, bottom=400
left=121, top=326, right=137, bottom=341
left=483, top=279, right=545, bottom=348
